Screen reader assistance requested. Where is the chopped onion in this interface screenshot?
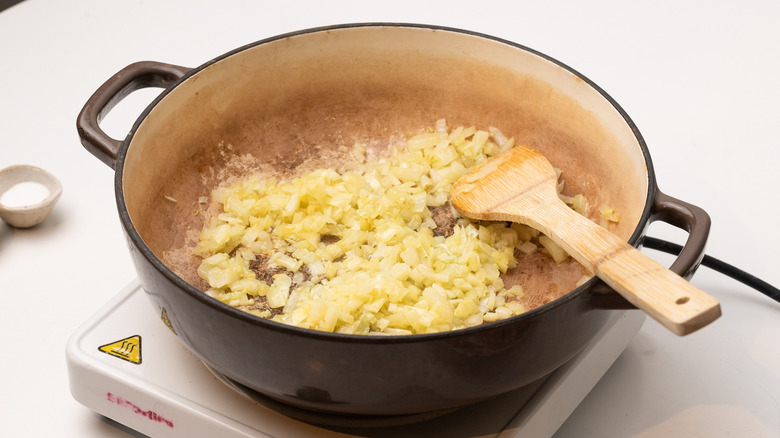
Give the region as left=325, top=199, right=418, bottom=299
left=193, top=120, right=617, bottom=334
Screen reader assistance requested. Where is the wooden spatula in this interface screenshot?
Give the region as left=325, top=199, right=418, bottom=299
left=450, top=145, right=721, bottom=336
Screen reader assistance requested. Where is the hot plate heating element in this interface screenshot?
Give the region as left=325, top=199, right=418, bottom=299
left=66, top=280, right=645, bottom=438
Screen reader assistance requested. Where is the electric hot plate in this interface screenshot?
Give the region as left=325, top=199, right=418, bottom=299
left=67, top=279, right=645, bottom=437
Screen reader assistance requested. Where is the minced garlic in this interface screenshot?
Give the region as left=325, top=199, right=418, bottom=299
left=194, top=120, right=613, bottom=334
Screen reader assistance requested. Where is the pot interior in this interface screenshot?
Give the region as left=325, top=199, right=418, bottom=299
left=121, top=25, right=650, bottom=311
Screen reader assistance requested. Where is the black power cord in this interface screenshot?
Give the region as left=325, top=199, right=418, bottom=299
left=643, top=237, right=780, bottom=304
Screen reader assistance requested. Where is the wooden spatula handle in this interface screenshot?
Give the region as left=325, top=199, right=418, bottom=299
left=450, top=145, right=720, bottom=335
left=528, top=201, right=721, bottom=336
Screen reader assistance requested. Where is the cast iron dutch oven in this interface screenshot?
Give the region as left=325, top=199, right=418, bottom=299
left=77, top=24, right=712, bottom=417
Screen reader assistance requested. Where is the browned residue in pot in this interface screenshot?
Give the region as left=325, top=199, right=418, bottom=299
left=430, top=202, right=458, bottom=237
left=504, top=252, right=586, bottom=310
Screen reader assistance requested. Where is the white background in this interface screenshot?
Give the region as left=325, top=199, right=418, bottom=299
left=1, top=0, right=779, bottom=436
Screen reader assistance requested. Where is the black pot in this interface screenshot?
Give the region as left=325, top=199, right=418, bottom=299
left=77, top=23, right=711, bottom=417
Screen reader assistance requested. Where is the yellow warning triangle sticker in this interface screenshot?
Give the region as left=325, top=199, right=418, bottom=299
left=98, top=335, right=142, bottom=365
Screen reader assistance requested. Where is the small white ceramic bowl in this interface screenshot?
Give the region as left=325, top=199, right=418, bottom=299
left=0, top=165, right=62, bottom=228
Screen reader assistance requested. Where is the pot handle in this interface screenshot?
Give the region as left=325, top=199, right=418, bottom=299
left=590, top=190, right=711, bottom=308
left=76, top=61, right=191, bottom=169
left=648, top=190, right=711, bottom=280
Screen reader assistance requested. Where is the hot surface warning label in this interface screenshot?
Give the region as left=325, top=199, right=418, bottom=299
left=98, top=335, right=142, bottom=364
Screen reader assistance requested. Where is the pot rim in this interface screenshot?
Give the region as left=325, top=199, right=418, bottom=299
left=114, top=22, right=656, bottom=343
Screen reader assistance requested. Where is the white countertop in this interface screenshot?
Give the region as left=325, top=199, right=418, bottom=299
left=1, top=0, right=779, bottom=436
